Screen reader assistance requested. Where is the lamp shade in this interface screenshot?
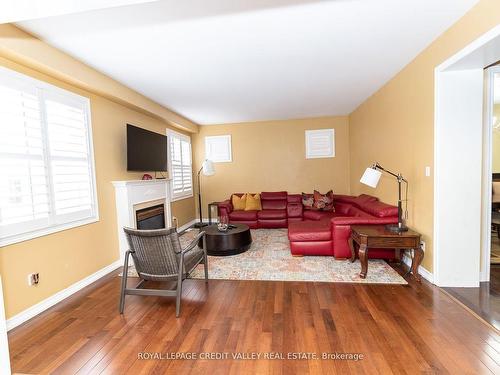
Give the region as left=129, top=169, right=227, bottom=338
left=202, top=159, right=215, bottom=176
left=360, top=167, right=382, bottom=188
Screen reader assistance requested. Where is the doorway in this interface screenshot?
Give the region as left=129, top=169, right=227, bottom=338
left=434, top=25, right=500, bottom=288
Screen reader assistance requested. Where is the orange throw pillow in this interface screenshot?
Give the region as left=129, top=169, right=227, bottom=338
left=232, top=194, right=247, bottom=210
left=245, top=193, right=262, bottom=211
left=312, top=190, right=335, bottom=211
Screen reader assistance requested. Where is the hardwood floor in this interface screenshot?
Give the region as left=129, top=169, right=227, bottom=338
left=443, top=265, right=500, bottom=331
left=8, top=269, right=500, bottom=374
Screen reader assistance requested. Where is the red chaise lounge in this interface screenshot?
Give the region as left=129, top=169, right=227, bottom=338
left=218, top=192, right=399, bottom=259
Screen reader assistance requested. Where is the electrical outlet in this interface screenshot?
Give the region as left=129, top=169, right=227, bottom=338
left=27, top=273, right=39, bottom=286
left=420, top=241, right=426, bottom=252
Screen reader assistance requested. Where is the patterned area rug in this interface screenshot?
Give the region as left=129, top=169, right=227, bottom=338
left=124, top=228, right=407, bottom=284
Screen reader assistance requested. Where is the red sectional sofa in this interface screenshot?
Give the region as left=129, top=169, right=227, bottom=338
left=218, top=192, right=399, bottom=260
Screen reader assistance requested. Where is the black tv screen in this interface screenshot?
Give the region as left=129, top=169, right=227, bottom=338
left=127, top=124, right=168, bottom=172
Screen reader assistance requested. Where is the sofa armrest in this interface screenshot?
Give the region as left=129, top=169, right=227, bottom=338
left=217, top=200, right=233, bottom=220
left=330, top=216, right=398, bottom=258
left=287, top=202, right=303, bottom=218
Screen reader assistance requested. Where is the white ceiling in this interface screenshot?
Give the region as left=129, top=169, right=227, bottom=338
left=17, top=0, right=479, bottom=125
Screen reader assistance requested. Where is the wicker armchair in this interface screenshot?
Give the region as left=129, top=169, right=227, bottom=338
left=120, top=227, right=207, bottom=317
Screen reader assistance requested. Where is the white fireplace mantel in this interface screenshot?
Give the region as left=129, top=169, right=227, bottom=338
left=112, top=179, right=172, bottom=262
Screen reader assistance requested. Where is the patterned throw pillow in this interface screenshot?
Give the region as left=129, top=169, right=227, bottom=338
left=312, top=190, right=335, bottom=211
left=302, top=193, right=314, bottom=210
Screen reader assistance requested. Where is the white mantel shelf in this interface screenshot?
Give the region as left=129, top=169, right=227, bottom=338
left=112, top=179, right=172, bottom=263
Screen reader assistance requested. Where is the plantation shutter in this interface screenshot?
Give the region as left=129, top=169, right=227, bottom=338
left=168, top=131, right=193, bottom=200
left=0, top=67, right=98, bottom=245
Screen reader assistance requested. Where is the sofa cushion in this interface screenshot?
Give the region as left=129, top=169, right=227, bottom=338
left=257, top=209, right=287, bottom=220
left=288, top=221, right=331, bottom=242
left=347, top=206, right=373, bottom=218
left=262, top=199, right=287, bottom=210
left=261, top=191, right=287, bottom=200
left=362, top=200, right=398, bottom=218
left=303, top=210, right=337, bottom=221
left=287, top=194, right=302, bottom=203
left=287, top=202, right=303, bottom=218
left=229, top=210, right=258, bottom=221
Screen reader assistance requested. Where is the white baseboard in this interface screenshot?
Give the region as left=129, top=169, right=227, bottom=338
left=177, top=218, right=218, bottom=233
left=402, top=254, right=434, bottom=284
left=177, top=219, right=197, bottom=232
left=6, top=260, right=121, bottom=331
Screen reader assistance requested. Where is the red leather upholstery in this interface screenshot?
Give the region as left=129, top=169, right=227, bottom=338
left=257, top=209, right=287, bottom=219
left=218, top=191, right=398, bottom=259
left=229, top=210, right=258, bottom=221
left=287, top=194, right=302, bottom=203
left=288, top=221, right=331, bottom=242
left=303, top=210, right=337, bottom=221
left=290, top=241, right=333, bottom=256
left=287, top=202, right=303, bottom=218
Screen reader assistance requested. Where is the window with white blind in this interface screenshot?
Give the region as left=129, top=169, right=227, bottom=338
left=167, top=130, right=193, bottom=201
left=0, top=67, right=98, bottom=246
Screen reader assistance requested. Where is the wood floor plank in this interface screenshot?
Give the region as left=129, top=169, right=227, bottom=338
left=8, top=268, right=500, bottom=374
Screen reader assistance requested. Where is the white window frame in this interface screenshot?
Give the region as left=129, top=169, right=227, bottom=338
left=0, top=66, right=99, bottom=247
left=205, top=135, right=232, bottom=163
left=167, top=129, right=193, bottom=201
left=305, top=129, right=335, bottom=159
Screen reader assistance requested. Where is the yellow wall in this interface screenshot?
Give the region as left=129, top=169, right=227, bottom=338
left=492, top=104, right=500, bottom=172
left=0, top=57, right=195, bottom=319
left=192, top=116, right=350, bottom=217
left=349, top=0, right=500, bottom=272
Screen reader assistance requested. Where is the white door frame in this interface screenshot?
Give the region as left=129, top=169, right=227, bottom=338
left=481, top=66, right=500, bottom=282
left=434, top=24, right=500, bottom=287
left=0, top=276, right=11, bottom=375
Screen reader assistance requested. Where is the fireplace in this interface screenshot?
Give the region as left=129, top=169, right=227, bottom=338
left=136, top=204, right=165, bottom=230
left=112, top=179, right=172, bottom=262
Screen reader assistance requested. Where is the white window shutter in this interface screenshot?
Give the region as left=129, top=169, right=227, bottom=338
left=305, top=129, right=335, bottom=159
left=0, top=66, right=98, bottom=246
left=168, top=131, right=193, bottom=200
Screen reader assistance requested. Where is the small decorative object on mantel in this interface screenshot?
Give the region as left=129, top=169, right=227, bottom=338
left=142, top=173, right=153, bottom=180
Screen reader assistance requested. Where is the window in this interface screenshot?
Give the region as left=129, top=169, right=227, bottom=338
left=205, top=135, right=232, bottom=163
left=0, top=67, right=98, bottom=246
left=305, top=129, right=335, bottom=159
left=167, top=130, right=193, bottom=200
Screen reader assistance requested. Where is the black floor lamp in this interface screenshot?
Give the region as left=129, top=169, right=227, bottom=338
left=194, top=159, right=215, bottom=228
left=360, top=162, right=408, bottom=232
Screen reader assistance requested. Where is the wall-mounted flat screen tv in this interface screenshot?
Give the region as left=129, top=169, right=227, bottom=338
left=127, top=124, right=168, bottom=172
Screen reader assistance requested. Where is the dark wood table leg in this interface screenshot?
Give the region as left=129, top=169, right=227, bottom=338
left=410, top=247, right=424, bottom=282
left=349, top=238, right=356, bottom=262
left=359, top=244, right=368, bottom=279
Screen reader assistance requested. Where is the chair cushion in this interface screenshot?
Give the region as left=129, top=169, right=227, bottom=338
left=257, top=209, right=287, bottom=220
left=229, top=210, right=258, bottom=221
left=232, top=194, right=247, bottom=210
left=288, top=221, right=331, bottom=242
left=245, top=193, right=262, bottom=211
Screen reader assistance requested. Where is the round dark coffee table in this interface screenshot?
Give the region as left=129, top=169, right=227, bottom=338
left=199, top=224, right=252, bottom=256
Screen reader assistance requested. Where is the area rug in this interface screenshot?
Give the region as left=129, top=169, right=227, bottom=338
left=123, top=228, right=407, bottom=284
